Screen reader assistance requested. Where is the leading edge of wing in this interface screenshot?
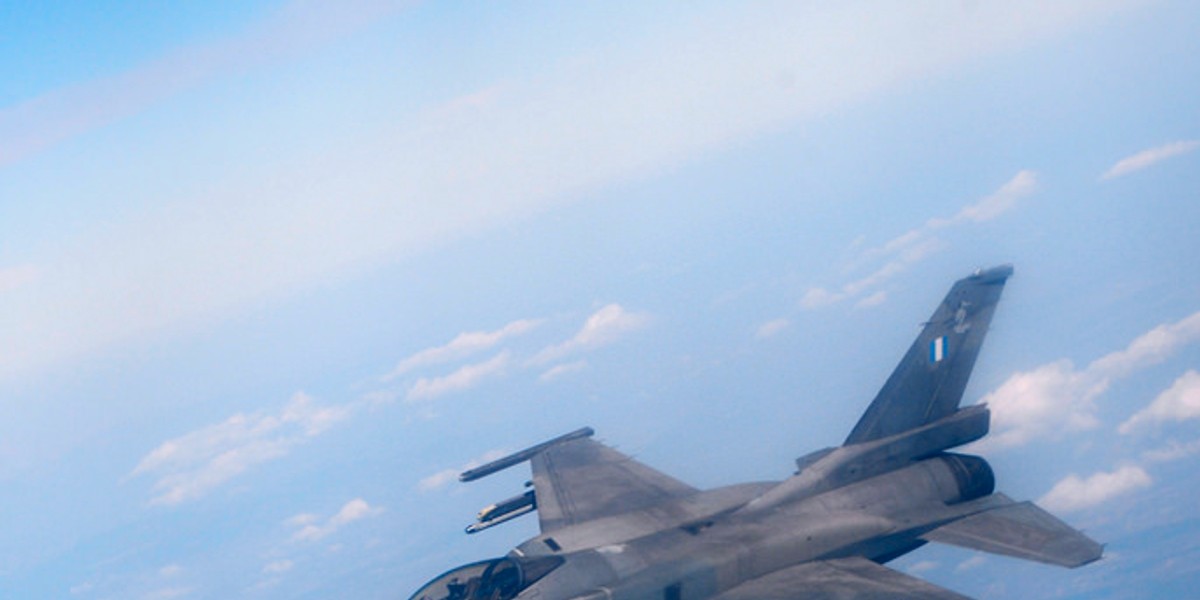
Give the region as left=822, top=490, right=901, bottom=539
left=711, top=557, right=973, bottom=600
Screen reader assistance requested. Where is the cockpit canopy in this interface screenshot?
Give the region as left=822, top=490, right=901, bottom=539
left=408, top=555, right=563, bottom=600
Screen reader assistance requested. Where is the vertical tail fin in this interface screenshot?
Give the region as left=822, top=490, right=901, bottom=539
left=844, top=265, right=1013, bottom=445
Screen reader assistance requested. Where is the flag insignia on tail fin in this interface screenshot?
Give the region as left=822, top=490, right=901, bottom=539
left=930, top=336, right=947, bottom=363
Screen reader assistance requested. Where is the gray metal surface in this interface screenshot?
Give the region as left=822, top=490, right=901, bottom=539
left=711, top=557, right=972, bottom=600
left=410, top=266, right=1103, bottom=600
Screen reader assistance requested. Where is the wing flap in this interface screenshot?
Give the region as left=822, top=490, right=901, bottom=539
left=532, top=437, right=697, bottom=532
left=922, top=495, right=1103, bottom=567
left=713, top=557, right=972, bottom=600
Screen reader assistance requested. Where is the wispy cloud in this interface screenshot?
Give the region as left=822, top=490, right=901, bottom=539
left=1100, top=140, right=1200, bottom=180
left=262, top=560, right=294, bottom=575
left=158, top=565, right=183, bottom=578
left=1141, top=438, right=1200, bottom=464
left=1039, top=465, right=1152, bottom=513
left=418, top=449, right=508, bottom=492
left=289, top=498, right=383, bottom=542
left=539, top=360, right=589, bottom=383
left=982, top=310, right=1200, bottom=447
left=1119, top=370, right=1200, bottom=434
left=130, top=392, right=351, bottom=505
left=955, top=555, right=987, bottom=572
left=406, top=352, right=511, bottom=402
left=382, top=304, right=648, bottom=404
left=754, top=318, right=791, bottom=340
left=854, top=291, right=888, bottom=309
left=531, top=304, right=649, bottom=364
left=143, top=587, right=194, bottom=600
left=384, top=318, right=542, bottom=380
left=906, top=560, right=939, bottom=575
left=801, top=171, right=1036, bottom=309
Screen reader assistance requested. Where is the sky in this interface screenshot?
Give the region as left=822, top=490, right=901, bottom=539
left=2, top=1, right=1199, bottom=598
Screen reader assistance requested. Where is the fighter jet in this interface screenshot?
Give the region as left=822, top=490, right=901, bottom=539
left=408, top=265, right=1101, bottom=600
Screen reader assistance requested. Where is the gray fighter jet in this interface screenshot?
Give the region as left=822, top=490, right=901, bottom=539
left=409, top=265, right=1101, bottom=600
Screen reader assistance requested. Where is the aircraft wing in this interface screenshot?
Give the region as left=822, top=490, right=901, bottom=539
left=530, top=436, right=697, bottom=532
left=711, top=557, right=972, bottom=600
left=921, top=493, right=1103, bottom=567
left=459, top=428, right=697, bottom=534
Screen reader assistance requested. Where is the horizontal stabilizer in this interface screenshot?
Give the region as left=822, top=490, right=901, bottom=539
left=712, top=557, right=971, bottom=600
left=922, top=494, right=1103, bottom=567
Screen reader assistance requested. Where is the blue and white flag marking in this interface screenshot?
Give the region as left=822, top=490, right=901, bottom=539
left=930, top=336, right=947, bottom=363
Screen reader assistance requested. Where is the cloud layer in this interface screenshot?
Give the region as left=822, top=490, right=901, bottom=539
left=0, top=2, right=1142, bottom=380
left=127, top=301, right=647, bottom=505
left=130, top=392, right=350, bottom=505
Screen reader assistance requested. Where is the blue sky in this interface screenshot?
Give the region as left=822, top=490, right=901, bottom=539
left=2, top=1, right=1199, bottom=598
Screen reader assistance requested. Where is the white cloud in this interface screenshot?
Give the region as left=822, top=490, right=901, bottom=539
left=418, top=449, right=507, bottom=492
left=143, top=587, right=194, bottom=600
left=799, top=287, right=844, bottom=310
left=383, top=304, right=644, bottom=402
left=290, top=498, right=383, bottom=542
left=854, top=291, right=888, bottom=309
left=755, top=318, right=791, bottom=339
left=406, top=352, right=511, bottom=402
left=158, top=565, right=183, bottom=578
left=384, top=318, right=542, bottom=380
left=1092, top=313, right=1200, bottom=377
left=803, top=171, right=1034, bottom=310
left=416, top=468, right=460, bottom=493
left=1141, top=438, right=1200, bottom=464
left=539, top=360, right=589, bottom=383
left=531, top=304, right=649, bottom=364
left=955, top=555, right=987, bottom=572
left=0, top=2, right=1143, bottom=380
left=1101, top=140, right=1200, bottom=180
left=262, top=560, right=294, bottom=575
left=1039, top=465, right=1152, bottom=513
left=980, top=359, right=1105, bottom=447
left=906, top=560, right=939, bottom=574
left=983, top=310, right=1200, bottom=447
left=933, top=170, right=1037, bottom=226
left=1120, top=370, right=1200, bottom=434
left=130, top=392, right=351, bottom=505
